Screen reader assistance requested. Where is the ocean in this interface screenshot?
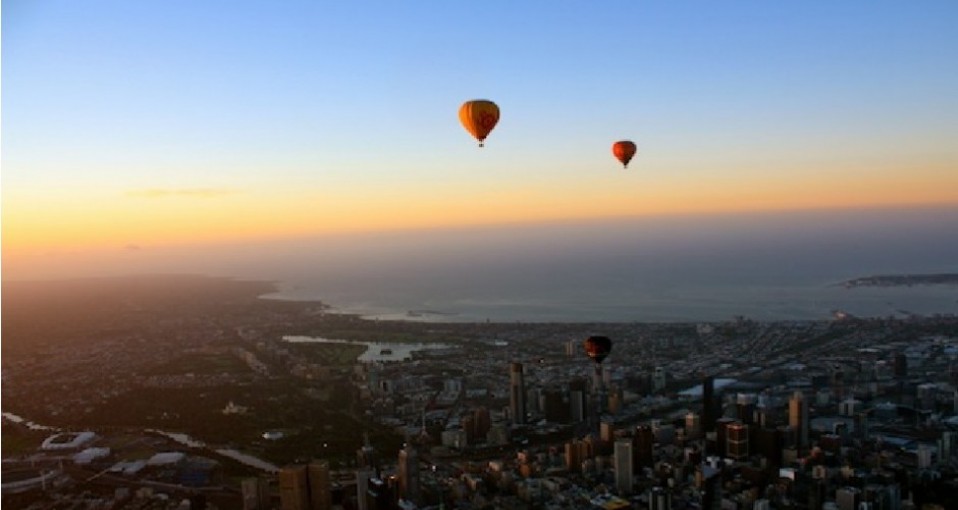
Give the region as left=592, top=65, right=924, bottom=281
left=255, top=207, right=958, bottom=323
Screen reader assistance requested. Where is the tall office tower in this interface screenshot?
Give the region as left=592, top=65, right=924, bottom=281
left=652, top=367, right=667, bottom=393
left=652, top=420, right=676, bottom=445
left=702, top=376, right=716, bottom=435
left=725, top=422, right=749, bottom=461
left=917, top=383, right=937, bottom=411
left=527, top=387, right=542, bottom=414
left=894, top=352, right=908, bottom=378
left=462, top=413, right=476, bottom=445
left=917, top=444, right=933, bottom=468
left=566, top=339, right=576, bottom=357
left=474, top=406, right=491, bottom=440
left=542, top=388, right=568, bottom=423
left=836, top=487, right=861, bottom=510
left=755, top=426, right=783, bottom=470
left=241, top=476, right=272, bottom=510
left=357, top=433, right=377, bottom=474
left=397, top=443, right=420, bottom=503
left=715, top=417, right=735, bottom=456
left=940, top=431, right=956, bottom=461
left=279, top=465, right=309, bottom=510
left=650, top=486, right=672, bottom=510
left=365, top=477, right=393, bottom=510
left=600, top=420, right=615, bottom=444
left=614, top=438, right=634, bottom=495
left=308, top=460, right=332, bottom=510
left=510, top=362, right=526, bottom=425
left=789, top=390, right=809, bottom=449
left=883, top=484, right=902, bottom=510
left=735, top=393, right=755, bottom=425
left=855, top=411, right=869, bottom=440
left=608, top=386, right=623, bottom=415
left=564, top=441, right=581, bottom=472
left=633, top=424, right=654, bottom=470
left=685, top=412, right=702, bottom=439
left=355, top=468, right=373, bottom=510
left=807, top=479, right=827, bottom=510
left=570, top=378, right=587, bottom=423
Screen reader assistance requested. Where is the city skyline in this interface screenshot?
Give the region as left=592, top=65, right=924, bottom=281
left=4, top=2, right=958, bottom=280
left=3, top=274, right=958, bottom=508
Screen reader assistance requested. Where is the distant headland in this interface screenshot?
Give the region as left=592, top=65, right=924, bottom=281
left=839, top=273, right=958, bottom=288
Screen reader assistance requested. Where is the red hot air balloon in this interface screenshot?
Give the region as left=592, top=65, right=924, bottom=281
left=583, top=336, right=612, bottom=365
left=612, top=140, right=637, bottom=168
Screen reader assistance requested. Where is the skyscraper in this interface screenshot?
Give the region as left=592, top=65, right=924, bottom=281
left=836, top=487, right=861, bottom=510
left=726, top=422, right=749, bottom=461
left=715, top=417, right=736, bottom=456
left=789, top=390, right=809, bottom=449
left=633, top=424, right=654, bottom=470
left=365, top=477, right=394, bottom=510
left=894, top=352, right=908, bottom=378
left=569, top=378, right=587, bottom=423
left=702, top=376, right=716, bottom=435
left=279, top=465, right=309, bottom=510
left=650, top=486, right=672, bottom=510
left=462, top=413, right=476, bottom=445
left=614, top=438, right=634, bottom=495
left=355, top=468, right=373, bottom=510
left=397, top=443, right=420, bottom=504
left=564, top=441, right=581, bottom=473
left=564, top=437, right=594, bottom=473
left=357, top=433, right=377, bottom=474
left=600, top=420, right=615, bottom=444
left=474, top=406, right=491, bottom=441
left=308, top=460, right=332, bottom=510
left=510, top=362, right=526, bottom=425
left=652, top=367, right=667, bottom=393
left=685, top=412, right=701, bottom=439
left=241, top=476, right=272, bottom=510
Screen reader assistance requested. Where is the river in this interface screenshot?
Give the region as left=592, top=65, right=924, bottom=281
left=283, top=335, right=455, bottom=362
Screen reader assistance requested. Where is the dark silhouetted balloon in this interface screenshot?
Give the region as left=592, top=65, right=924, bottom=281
left=583, top=336, right=612, bottom=365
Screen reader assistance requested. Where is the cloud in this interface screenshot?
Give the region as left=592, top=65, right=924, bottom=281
left=125, top=188, right=238, bottom=199
left=123, top=243, right=142, bottom=251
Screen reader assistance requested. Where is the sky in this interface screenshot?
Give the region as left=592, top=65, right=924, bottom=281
left=3, top=1, right=958, bottom=279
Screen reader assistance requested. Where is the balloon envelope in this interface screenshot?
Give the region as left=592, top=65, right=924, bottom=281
left=612, top=140, right=637, bottom=168
left=583, top=336, right=612, bottom=365
left=459, top=100, right=500, bottom=146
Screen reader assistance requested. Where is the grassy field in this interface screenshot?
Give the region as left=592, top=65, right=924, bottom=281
left=146, top=353, right=252, bottom=375
left=1, top=428, right=46, bottom=456
left=285, top=343, right=366, bottom=365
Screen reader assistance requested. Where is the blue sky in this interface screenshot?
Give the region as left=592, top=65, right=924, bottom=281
left=3, top=1, right=958, bottom=278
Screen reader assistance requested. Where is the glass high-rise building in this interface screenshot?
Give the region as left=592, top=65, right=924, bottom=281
left=510, top=362, right=526, bottom=424
left=614, top=438, right=634, bottom=495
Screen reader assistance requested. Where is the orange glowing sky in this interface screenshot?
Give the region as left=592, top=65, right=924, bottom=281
left=3, top=2, right=958, bottom=279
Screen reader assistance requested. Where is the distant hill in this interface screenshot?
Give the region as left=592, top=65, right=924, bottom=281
left=838, top=273, right=958, bottom=288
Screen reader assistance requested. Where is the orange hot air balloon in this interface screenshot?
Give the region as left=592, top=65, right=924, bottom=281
left=612, top=140, right=637, bottom=168
left=459, top=100, right=500, bottom=147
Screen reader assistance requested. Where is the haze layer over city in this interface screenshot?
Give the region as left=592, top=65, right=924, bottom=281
left=3, top=2, right=958, bottom=510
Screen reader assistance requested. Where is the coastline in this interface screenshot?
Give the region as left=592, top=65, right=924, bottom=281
left=258, top=279, right=958, bottom=324
left=836, top=273, right=958, bottom=289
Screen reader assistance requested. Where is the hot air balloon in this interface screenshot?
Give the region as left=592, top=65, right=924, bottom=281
left=459, top=100, right=500, bottom=147
left=612, top=140, right=637, bottom=168
left=583, top=336, right=612, bottom=365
